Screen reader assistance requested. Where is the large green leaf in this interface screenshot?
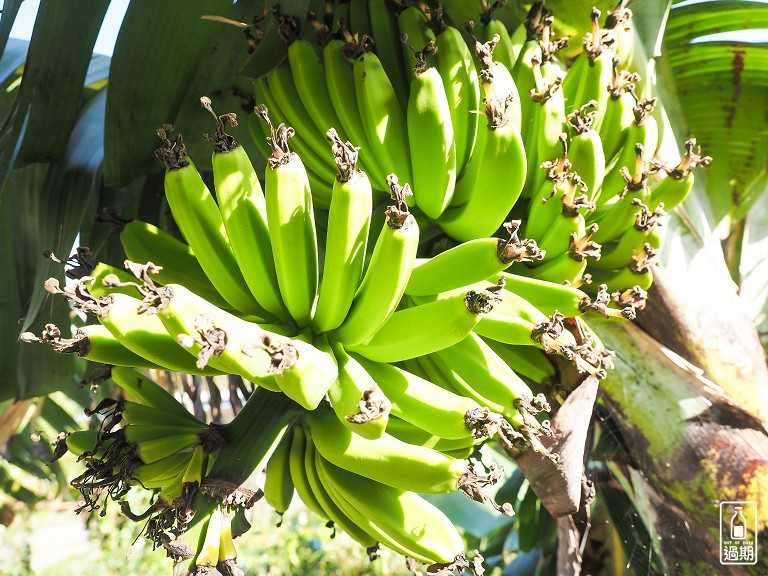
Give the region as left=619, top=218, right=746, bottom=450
left=0, top=0, right=109, bottom=174
left=661, top=0, right=768, bottom=224
left=104, top=0, right=268, bottom=187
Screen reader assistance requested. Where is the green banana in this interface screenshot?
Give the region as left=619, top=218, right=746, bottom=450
left=355, top=355, right=501, bottom=441
left=398, top=5, right=436, bottom=70
left=264, top=61, right=338, bottom=182
left=590, top=145, right=652, bottom=244
left=313, top=131, right=372, bottom=333
left=481, top=338, right=556, bottom=384
left=586, top=243, right=657, bottom=294
left=134, top=433, right=202, bottom=465
left=520, top=224, right=602, bottom=285
left=432, top=16, right=481, bottom=178
left=561, top=7, right=614, bottom=119
left=257, top=104, right=319, bottom=328
left=201, top=97, right=289, bottom=321
left=481, top=5, right=520, bottom=71
left=323, top=37, right=389, bottom=192
left=119, top=220, right=232, bottom=311
left=415, top=352, right=510, bottom=417
left=255, top=74, right=338, bottom=196
left=109, top=366, right=198, bottom=424
left=384, top=416, right=480, bottom=454
left=493, top=270, right=591, bottom=318
left=263, top=425, right=294, bottom=515
left=599, top=60, right=640, bottom=163
left=590, top=201, right=664, bottom=270
left=598, top=96, right=658, bottom=206
left=316, top=453, right=467, bottom=566
left=368, top=0, right=409, bottom=111
left=329, top=342, right=391, bottom=440
left=467, top=21, right=522, bottom=129
left=154, top=128, right=266, bottom=318
left=524, top=164, right=593, bottom=244
left=406, top=42, right=456, bottom=219
left=305, top=407, right=471, bottom=495
left=432, top=332, right=539, bottom=418
left=349, top=0, right=372, bottom=40
left=353, top=46, right=413, bottom=188
left=289, top=425, right=329, bottom=520
left=649, top=138, right=712, bottom=211
left=405, top=221, right=543, bottom=296
left=96, top=291, right=225, bottom=376
left=127, top=274, right=289, bottom=389
left=332, top=176, right=419, bottom=346
left=302, top=431, right=380, bottom=550
left=20, top=322, right=163, bottom=370
left=524, top=54, right=567, bottom=197
left=347, top=284, right=502, bottom=363
left=566, top=102, right=606, bottom=201
left=274, top=332, right=338, bottom=411
left=439, top=95, right=527, bottom=240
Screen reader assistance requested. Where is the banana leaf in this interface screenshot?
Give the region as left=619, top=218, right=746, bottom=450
left=0, top=0, right=110, bottom=175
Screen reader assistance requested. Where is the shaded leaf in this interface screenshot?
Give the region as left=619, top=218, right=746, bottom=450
left=104, top=0, right=240, bottom=186
left=0, top=0, right=109, bottom=172
left=0, top=0, right=25, bottom=58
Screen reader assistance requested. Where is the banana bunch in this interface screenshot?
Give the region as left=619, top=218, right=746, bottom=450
left=501, top=3, right=711, bottom=312
left=23, top=1, right=714, bottom=570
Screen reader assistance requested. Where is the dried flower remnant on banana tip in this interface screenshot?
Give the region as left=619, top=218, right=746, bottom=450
left=497, top=220, right=546, bottom=264
left=122, top=261, right=298, bottom=374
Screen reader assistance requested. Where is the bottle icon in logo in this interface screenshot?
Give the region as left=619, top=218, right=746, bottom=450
left=731, top=506, right=747, bottom=540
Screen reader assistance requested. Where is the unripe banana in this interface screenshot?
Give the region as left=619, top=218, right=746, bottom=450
left=329, top=342, right=391, bottom=440
left=561, top=8, right=614, bottom=119
left=257, top=105, right=319, bottom=328
left=109, top=366, right=198, bottom=424
left=347, top=285, right=502, bottom=363
left=440, top=96, right=526, bottom=240
left=263, top=425, right=294, bottom=515
left=289, top=425, right=329, bottom=520
left=333, top=176, right=419, bottom=347
left=590, top=201, right=665, bottom=270
left=305, top=408, right=469, bottom=495
left=368, top=0, right=409, bottom=110
left=264, top=61, right=337, bottom=182
left=600, top=61, right=640, bottom=163
left=316, top=453, right=467, bottom=566
left=406, top=42, right=456, bottom=219
left=313, top=131, right=372, bottom=333
left=398, top=6, right=436, bottom=70
left=467, top=22, right=522, bottom=128
left=154, top=128, right=266, bottom=318
left=406, top=221, right=543, bottom=296
left=385, top=416, right=480, bottom=454
left=119, top=220, right=232, bottom=311
left=521, top=224, right=602, bottom=285
left=566, top=102, right=606, bottom=201
left=302, top=431, right=380, bottom=550
left=432, top=332, right=537, bottom=416
left=493, top=271, right=591, bottom=318
left=323, top=38, right=389, bottom=191
left=201, top=97, right=289, bottom=321
left=432, top=19, right=481, bottom=177
left=274, top=332, right=338, bottom=411
left=648, top=138, right=712, bottom=211
left=354, top=47, right=413, bottom=187
left=355, top=355, right=498, bottom=441
left=20, top=322, right=163, bottom=370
